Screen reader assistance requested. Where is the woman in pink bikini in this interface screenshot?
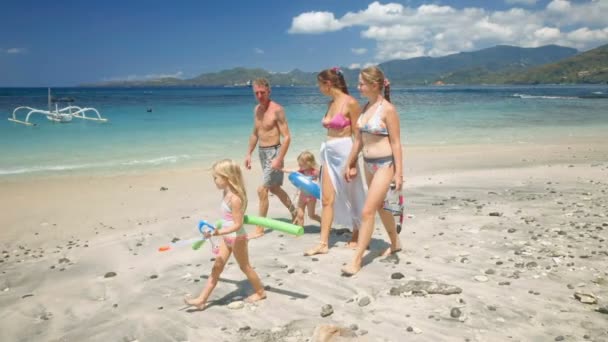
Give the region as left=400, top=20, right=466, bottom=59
left=304, top=67, right=367, bottom=256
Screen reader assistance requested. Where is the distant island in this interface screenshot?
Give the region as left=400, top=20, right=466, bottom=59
left=83, top=44, right=608, bottom=87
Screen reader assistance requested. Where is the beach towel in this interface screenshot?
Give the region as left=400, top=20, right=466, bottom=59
left=319, top=137, right=367, bottom=229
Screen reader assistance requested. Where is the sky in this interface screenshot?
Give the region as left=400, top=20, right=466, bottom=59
left=1, top=0, right=607, bottom=86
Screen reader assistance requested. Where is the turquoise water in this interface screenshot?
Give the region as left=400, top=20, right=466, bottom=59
left=1, top=85, right=607, bottom=177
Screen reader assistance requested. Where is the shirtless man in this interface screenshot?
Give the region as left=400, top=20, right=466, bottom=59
left=244, top=78, right=296, bottom=239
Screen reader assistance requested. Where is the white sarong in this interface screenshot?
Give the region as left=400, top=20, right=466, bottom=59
left=319, top=137, right=367, bottom=229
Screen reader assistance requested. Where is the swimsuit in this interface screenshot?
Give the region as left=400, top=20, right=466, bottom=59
left=220, top=195, right=247, bottom=247
left=258, top=144, right=284, bottom=187
left=362, top=155, right=395, bottom=174
left=358, top=100, right=393, bottom=174
left=322, top=102, right=351, bottom=130
left=298, top=168, right=319, bottom=204
left=319, top=137, right=366, bottom=229
left=358, top=100, right=389, bottom=136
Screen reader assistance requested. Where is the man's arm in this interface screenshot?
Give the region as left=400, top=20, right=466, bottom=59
left=244, top=108, right=259, bottom=170
left=274, top=106, right=291, bottom=163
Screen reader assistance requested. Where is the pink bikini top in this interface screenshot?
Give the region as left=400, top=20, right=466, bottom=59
left=322, top=102, right=351, bottom=130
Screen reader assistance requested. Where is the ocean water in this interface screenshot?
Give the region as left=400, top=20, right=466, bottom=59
left=1, top=85, right=607, bottom=178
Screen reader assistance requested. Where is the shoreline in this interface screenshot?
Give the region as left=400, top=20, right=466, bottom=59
left=2, top=135, right=607, bottom=181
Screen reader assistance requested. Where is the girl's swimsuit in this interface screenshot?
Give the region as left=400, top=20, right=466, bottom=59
left=358, top=100, right=394, bottom=174
left=220, top=194, right=248, bottom=247
left=298, top=168, right=319, bottom=204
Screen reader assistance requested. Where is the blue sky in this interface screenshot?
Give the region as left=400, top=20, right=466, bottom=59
left=1, top=0, right=606, bottom=86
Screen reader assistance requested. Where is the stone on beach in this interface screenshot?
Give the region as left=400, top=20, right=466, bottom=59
left=389, top=280, right=462, bottom=296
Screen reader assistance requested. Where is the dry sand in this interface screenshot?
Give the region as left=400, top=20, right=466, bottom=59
left=1, top=141, right=607, bottom=342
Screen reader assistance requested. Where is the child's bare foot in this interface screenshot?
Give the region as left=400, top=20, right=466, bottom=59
left=183, top=295, right=206, bottom=310
left=245, top=292, right=267, bottom=303
left=346, top=241, right=358, bottom=249
left=248, top=226, right=265, bottom=239
left=288, top=204, right=298, bottom=221
left=341, top=263, right=361, bottom=277
left=303, top=242, right=328, bottom=256
left=292, top=217, right=303, bottom=226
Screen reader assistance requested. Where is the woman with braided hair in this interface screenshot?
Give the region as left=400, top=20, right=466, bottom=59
left=341, top=66, right=403, bottom=276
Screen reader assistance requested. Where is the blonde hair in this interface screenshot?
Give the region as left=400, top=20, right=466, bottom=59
left=360, top=66, right=391, bottom=102
left=297, top=151, right=317, bottom=170
left=253, top=78, right=270, bottom=89
left=212, top=159, right=248, bottom=211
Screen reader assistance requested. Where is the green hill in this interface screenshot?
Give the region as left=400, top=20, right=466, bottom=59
left=499, top=43, right=608, bottom=84
left=380, top=45, right=578, bottom=85
left=84, top=44, right=608, bottom=87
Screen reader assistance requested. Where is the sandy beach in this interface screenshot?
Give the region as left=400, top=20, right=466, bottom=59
left=1, top=140, right=607, bottom=342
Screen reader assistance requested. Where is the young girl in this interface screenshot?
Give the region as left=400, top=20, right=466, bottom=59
left=284, top=151, right=322, bottom=226
left=184, top=159, right=266, bottom=310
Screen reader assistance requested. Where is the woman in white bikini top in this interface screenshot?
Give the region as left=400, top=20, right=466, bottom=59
left=342, top=66, right=404, bottom=276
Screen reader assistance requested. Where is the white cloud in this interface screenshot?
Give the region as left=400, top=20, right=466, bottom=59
left=534, top=27, right=561, bottom=40
left=544, top=0, right=608, bottom=27
left=348, top=62, right=378, bottom=70
left=340, top=2, right=407, bottom=26
left=546, top=0, right=570, bottom=12
left=289, top=1, right=608, bottom=62
left=5, top=47, right=26, bottom=54
left=505, top=0, right=538, bottom=5
left=565, top=27, right=608, bottom=49
left=351, top=48, right=367, bottom=55
left=362, top=25, right=426, bottom=41
left=254, top=48, right=264, bottom=54
left=288, top=11, right=344, bottom=34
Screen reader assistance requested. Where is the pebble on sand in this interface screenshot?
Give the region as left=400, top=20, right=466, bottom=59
left=321, top=304, right=334, bottom=317
left=228, top=301, right=245, bottom=310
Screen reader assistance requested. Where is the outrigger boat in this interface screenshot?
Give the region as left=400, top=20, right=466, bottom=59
left=8, top=88, right=108, bottom=126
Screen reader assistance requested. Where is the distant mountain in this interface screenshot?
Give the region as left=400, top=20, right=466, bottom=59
left=383, top=45, right=578, bottom=85
left=85, top=67, right=317, bottom=88
left=493, top=43, right=608, bottom=84
left=85, top=44, right=605, bottom=87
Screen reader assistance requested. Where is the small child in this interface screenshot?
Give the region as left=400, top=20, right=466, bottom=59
left=284, top=151, right=321, bottom=226
left=184, top=159, right=266, bottom=310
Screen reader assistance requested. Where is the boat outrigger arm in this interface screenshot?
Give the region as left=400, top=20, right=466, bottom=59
left=8, top=88, right=108, bottom=126
left=8, top=105, right=108, bottom=126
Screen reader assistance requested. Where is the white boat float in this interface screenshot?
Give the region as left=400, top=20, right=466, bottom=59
left=8, top=88, right=108, bottom=126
